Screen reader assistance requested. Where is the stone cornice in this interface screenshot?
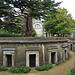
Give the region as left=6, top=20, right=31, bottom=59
left=0, top=37, right=68, bottom=44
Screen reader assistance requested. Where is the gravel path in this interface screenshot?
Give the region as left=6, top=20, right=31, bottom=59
left=0, top=51, right=74, bottom=75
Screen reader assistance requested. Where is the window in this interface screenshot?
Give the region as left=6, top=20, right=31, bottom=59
left=35, top=24, right=40, bottom=29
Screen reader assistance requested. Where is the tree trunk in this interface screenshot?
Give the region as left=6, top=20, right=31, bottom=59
left=63, top=33, right=65, bottom=37
left=24, top=18, right=32, bottom=37
left=58, top=34, right=59, bottom=37
left=61, top=34, right=62, bottom=37
left=53, top=33, right=54, bottom=36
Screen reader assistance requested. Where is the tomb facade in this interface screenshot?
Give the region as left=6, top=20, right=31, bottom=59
left=0, top=37, right=69, bottom=67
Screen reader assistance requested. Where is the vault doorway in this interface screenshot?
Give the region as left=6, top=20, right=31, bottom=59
left=65, top=50, right=67, bottom=60
left=6, top=55, right=12, bottom=67
left=29, top=54, right=36, bottom=67
left=51, top=52, right=56, bottom=64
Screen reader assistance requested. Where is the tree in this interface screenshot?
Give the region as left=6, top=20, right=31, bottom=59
left=0, top=0, right=12, bottom=25
left=0, top=0, right=11, bottom=17
left=44, top=7, right=74, bottom=37
left=1, top=0, right=61, bottom=36
left=1, top=16, right=36, bottom=37
left=4, top=16, right=24, bottom=34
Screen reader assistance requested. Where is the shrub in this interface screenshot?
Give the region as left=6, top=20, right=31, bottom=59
left=20, top=66, right=31, bottom=73
left=35, top=66, right=44, bottom=71
left=0, top=66, right=8, bottom=71
left=56, top=63, right=59, bottom=66
left=10, top=66, right=20, bottom=73
left=44, top=64, right=53, bottom=70
left=69, top=71, right=75, bottom=75
left=32, top=27, right=36, bottom=37
left=35, top=64, right=53, bottom=71
left=10, top=66, right=31, bottom=73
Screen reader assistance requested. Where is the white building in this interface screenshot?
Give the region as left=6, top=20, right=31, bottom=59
left=32, top=19, right=44, bottom=37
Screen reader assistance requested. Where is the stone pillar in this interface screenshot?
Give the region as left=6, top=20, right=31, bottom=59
left=39, top=45, right=43, bottom=66
left=55, top=52, right=58, bottom=64
left=60, top=51, right=63, bottom=62
left=58, top=43, right=63, bottom=63
left=0, top=46, right=1, bottom=53
left=26, top=52, right=29, bottom=67
left=12, top=54, right=14, bottom=66
left=0, top=45, right=2, bottom=66
left=36, top=53, right=39, bottom=66
left=42, top=44, right=45, bottom=64
left=63, top=50, right=65, bottom=61
left=49, top=52, right=51, bottom=64
left=3, top=54, right=6, bottom=66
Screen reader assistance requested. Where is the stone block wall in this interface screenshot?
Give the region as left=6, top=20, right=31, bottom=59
left=15, top=44, right=26, bottom=67
left=0, top=37, right=69, bottom=67
left=0, top=45, right=3, bottom=66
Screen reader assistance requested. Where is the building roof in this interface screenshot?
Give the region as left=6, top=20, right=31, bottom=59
left=0, top=37, right=68, bottom=44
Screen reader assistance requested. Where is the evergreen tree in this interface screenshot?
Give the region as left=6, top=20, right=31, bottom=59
left=1, top=0, right=61, bottom=36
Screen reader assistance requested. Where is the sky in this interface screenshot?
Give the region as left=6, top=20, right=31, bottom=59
left=55, top=0, right=75, bottom=20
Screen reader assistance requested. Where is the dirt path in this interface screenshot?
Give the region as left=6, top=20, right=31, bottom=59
left=0, top=51, right=74, bottom=75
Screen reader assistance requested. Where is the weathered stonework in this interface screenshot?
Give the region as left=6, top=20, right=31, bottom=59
left=0, top=45, right=2, bottom=66
left=0, top=37, right=69, bottom=67
left=3, top=51, right=15, bottom=66
left=26, top=51, right=39, bottom=67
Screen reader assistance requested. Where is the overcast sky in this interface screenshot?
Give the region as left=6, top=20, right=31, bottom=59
left=55, top=0, right=75, bottom=20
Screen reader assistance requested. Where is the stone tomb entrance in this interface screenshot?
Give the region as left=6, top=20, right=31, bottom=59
left=49, top=50, right=57, bottom=64
left=29, top=54, right=36, bottom=67
left=2, top=48, right=15, bottom=67
left=26, top=50, right=39, bottom=67
left=48, top=46, right=58, bottom=64
left=6, top=55, right=12, bottom=67
left=64, top=49, right=68, bottom=60
left=51, top=52, right=56, bottom=64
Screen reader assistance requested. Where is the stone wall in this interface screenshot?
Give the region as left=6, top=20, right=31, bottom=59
left=0, top=37, right=69, bottom=67
left=0, top=45, right=3, bottom=66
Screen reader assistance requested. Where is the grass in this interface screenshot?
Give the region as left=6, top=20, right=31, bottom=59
left=53, top=54, right=72, bottom=68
